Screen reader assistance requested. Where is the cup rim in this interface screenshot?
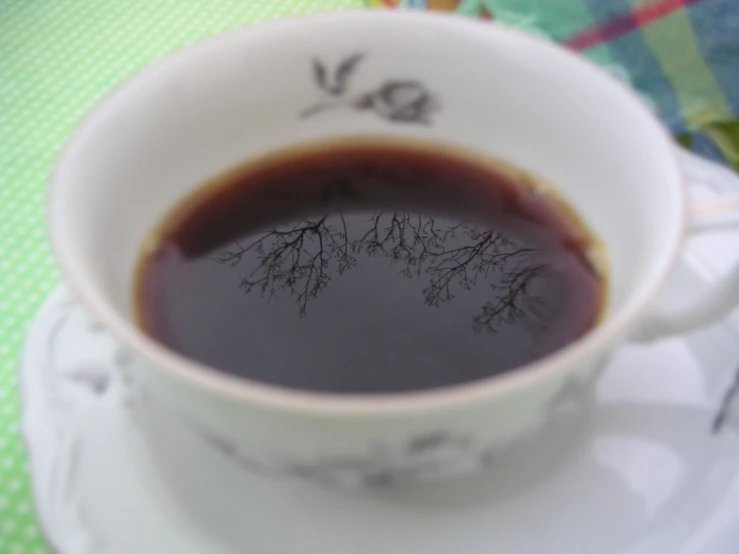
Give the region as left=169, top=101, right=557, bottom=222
left=47, top=10, right=689, bottom=416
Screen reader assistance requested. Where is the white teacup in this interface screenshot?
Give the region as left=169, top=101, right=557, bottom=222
left=48, top=11, right=739, bottom=490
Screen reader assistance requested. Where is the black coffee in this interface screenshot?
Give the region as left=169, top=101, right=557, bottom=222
left=135, top=139, right=605, bottom=394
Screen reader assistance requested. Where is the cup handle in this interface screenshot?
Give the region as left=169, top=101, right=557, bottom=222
left=630, top=197, right=739, bottom=342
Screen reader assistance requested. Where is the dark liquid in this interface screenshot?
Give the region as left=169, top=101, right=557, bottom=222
left=136, top=140, right=605, bottom=394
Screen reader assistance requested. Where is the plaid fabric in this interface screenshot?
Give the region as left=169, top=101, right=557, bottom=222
left=366, top=0, right=739, bottom=168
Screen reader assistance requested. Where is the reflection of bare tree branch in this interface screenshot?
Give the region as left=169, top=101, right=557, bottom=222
left=353, top=213, right=452, bottom=277
left=213, top=210, right=550, bottom=331
left=352, top=214, right=540, bottom=330
left=422, top=231, right=532, bottom=308
left=212, top=216, right=356, bottom=316
left=474, top=262, right=550, bottom=335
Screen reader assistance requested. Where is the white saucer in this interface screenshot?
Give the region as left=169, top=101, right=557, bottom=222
left=22, top=151, right=739, bottom=554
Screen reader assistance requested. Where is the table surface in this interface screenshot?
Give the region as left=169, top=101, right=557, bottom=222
left=0, top=1, right=362, bottom=552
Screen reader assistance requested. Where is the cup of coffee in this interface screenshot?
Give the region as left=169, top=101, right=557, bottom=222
left=48, top=11, right=739, bottom=490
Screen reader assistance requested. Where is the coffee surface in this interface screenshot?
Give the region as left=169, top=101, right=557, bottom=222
left=135, top=140, right=605, bottom=393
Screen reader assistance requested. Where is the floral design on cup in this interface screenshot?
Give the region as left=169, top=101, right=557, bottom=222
left=189, top=423, right=481, bottom=489
left=300, top=53, right=440, bottom=125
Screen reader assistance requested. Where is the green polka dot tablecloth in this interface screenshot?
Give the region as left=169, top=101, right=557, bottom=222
left=0, top=1, right=361, bottom=551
